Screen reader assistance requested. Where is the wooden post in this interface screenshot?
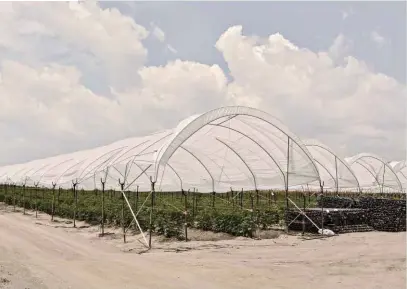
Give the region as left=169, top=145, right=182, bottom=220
left=51, top=183, right=56, bottom=221
left=35, top=183, right=39, bottom=218
left=72, top=181, right=78, bottom=228
left=22, top=184, right=26, bottom=215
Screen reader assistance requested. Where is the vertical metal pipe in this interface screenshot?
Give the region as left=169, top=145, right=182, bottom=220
left=285, top=137, right=290, bottom=233
left=72, top=182, right=78, bottom=228
left=184, top=189, right=188, bottom=242
left=149, top=177, right=155, bottom=249
left=335, top=156, right=339, bottom=194
left=51, top=183, right=56, bottom=221
left=22, top=184, right=26, bottom=215
left=101, top=179, right=105, bottom=236
left=119, top=179, right=126, bottom=243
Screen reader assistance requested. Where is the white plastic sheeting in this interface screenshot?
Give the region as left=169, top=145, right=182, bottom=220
left=303, top=139, right=360, bottom=192
left=345, top=153, right=403, bottom=193
left=391, top=161, right=407, bottom=193
left=0, top=106, right=321, bottom=193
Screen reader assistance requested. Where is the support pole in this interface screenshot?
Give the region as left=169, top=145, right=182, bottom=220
left=381, top=165, right=386, bottom=194
left=183, top=189, right=188, bottom=242
left=302, top=193, right=306, bottom=235
left=320, top=181, right=324, bottom=232
left=285, top=137, right=291, bottom=233
left=119, top=179, right=126, bottom=243
left=13, top=185, right=16, bottom=212
left=192, top=189, right=196, bottom=220
left=22, top=184, right=26, bottom=215
left=72, top=181, right=78, bottom=228
left=51, top=182, right=56, bottom=221
left=335, top=156, right=339, bottom=194
left=34, top=183, right=39, bottom=218
left=100, top=178, right=106, bottom=236
left=149, top=177, right=156, bottom=249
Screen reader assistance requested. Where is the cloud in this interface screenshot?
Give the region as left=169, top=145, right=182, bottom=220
left=0, top=3, right=405, bottom=166
left=216, top=26, right=405, bottom=160
left=151, top=22, right=165, bottom=42
left=370, top=30, right=386, bottom=47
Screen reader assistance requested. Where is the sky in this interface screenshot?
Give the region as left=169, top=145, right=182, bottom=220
left=0, top=1, right=405, bottom=167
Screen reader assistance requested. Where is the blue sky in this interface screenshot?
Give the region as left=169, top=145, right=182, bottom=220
left=103, top=1, right=406, bottom=84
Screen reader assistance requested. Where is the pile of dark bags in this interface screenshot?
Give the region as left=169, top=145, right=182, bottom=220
left=315, top=196, right=406, bottom=232
left=357, top=198, right=406, bottom=232
left=317, top=195, right=356, bottom=208
left=286, top=208, right=371, bottom=234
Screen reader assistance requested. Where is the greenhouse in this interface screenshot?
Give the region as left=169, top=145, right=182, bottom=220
left=392, top=161, right=407, bottom=193
left=345, top=153, right=403, bottom=193
left=0, top=106, right=321, bottom=193
left=303, top=139, right=360, bottom=192
left=0, top=106, right=405, bottom=247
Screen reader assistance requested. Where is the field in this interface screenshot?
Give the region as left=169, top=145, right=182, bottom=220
left=0, top=202, right=405, bottom=289
left=1, top=185, right=405, bottom=241
left=0, top=185, right=318, bottom=240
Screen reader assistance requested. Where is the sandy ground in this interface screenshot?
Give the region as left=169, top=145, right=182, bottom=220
left=0, top=203, right=405, bottom=289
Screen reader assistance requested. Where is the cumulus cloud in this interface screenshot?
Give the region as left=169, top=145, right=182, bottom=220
left=0, top=3, right=404, bottom=166
left=216, top=26, right=405, bottom=160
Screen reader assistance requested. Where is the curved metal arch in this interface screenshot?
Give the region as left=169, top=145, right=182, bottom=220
left=77, top=146, right=128, bottom=182
left=347, top=153, right=403, bottom=192
left=165, top=163, right=183, bottom=190
left=304, top=141, right=361, bottom=192
left=109, top=131, right=173, bottom=167
left=311, top=158, right=337, bottom=188
left=209, top=123, right=287, bottom=188
left=154, top=106, right=320, bottom=186
left=179, top=146, right=215, bottom=192
left=36, top=158, right=76, bottom=186
left=184, top=149, right=234, bottom=184
left=54, top=159, right=87, bottom=185
left=216, top=137, right=257, bottom=191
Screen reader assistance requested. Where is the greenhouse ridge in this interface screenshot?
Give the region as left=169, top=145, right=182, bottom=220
left=0, top=106, right=405, bottom=194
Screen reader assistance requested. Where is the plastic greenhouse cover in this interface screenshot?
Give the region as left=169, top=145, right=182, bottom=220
left=0, top=106, right=325, bottom=193
left=345, top=153, right=403, bottom=193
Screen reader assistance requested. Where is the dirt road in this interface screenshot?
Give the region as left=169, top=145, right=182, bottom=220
left=0, top=204, right=405, bottom=289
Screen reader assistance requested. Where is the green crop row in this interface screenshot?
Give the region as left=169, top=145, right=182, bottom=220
left=0, top=184, right=326, bottom=239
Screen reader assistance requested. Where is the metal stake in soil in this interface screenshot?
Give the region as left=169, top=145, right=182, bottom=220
left=51, top=182, right=56, bottom=221
left=72, top=181, right=78, bottom=228
left=149, top=177, right=156, bottom=249
left=119, top=179, right=126, bottom=243
left=100, top=178, right=106, bottom=236
left=22, top=184, right=26, bottom=215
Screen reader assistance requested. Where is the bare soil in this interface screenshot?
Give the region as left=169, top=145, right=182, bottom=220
left=0, top=203, right=405, bottom=289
